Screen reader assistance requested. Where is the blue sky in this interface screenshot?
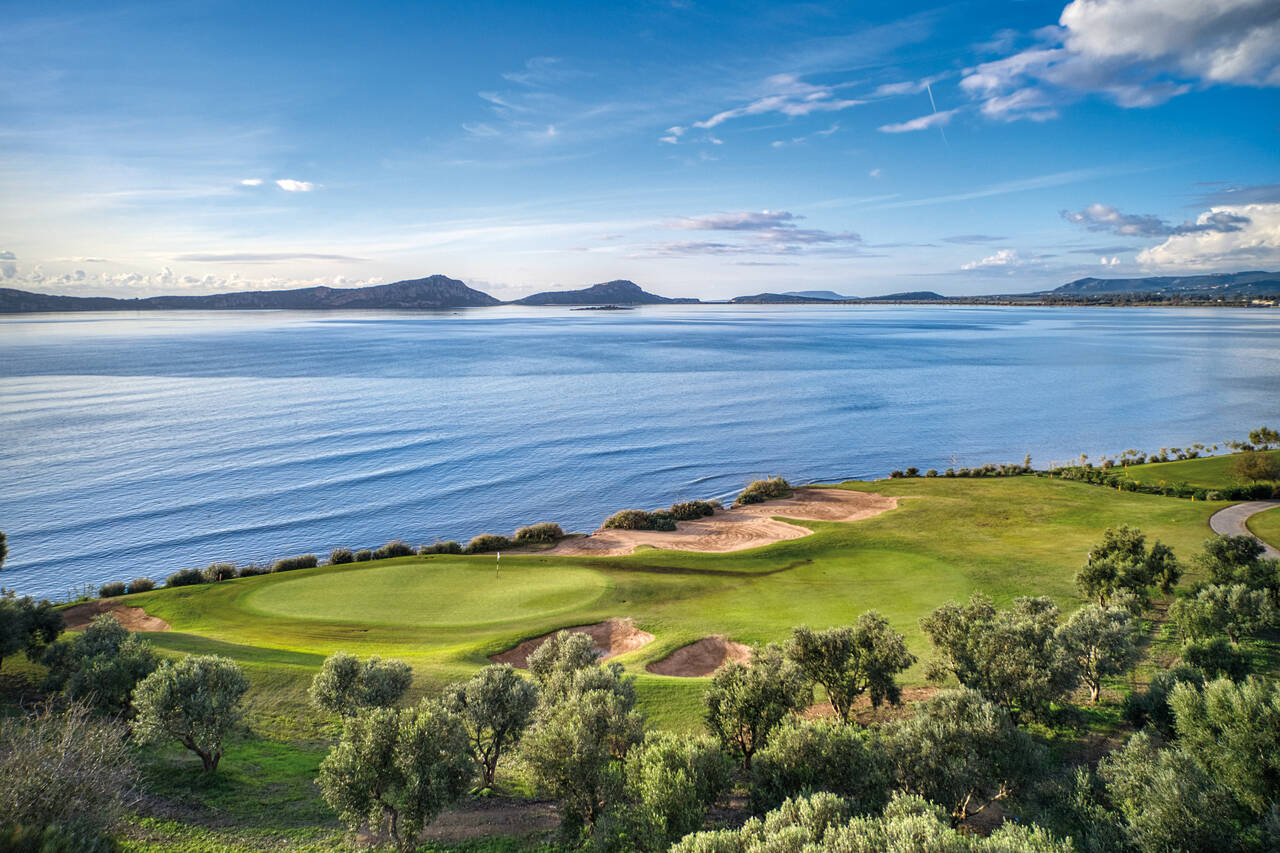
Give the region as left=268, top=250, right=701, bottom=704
left=1, top=0, right=1278, bottom=299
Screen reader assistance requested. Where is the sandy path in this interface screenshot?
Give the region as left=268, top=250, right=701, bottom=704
left=547, top=487, right=896, bottom=557
left=1209, top=500, right=1280, bottom=559
left=491, top=617, right=654, bottom=668
left=62, top=599, right=170, bottom=632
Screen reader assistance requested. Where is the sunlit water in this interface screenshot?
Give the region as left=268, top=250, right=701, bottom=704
left=2, top=304, right=1278, bottom=598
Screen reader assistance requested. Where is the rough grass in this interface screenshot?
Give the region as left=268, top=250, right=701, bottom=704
left=1114, top=449, right=1280, bottom=489
left=1247, top=506, right=1280, bottom=548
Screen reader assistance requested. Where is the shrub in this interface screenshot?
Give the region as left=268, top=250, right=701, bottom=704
left=126, top=577, right=154, bottom=594
left=203, top=563, right=237, bottom=582
left=355, top=549, right=374, bottom=562
left=889, top=470, right=904, bottom=479
left=464, top=534, right=510, bottom=554
left=329, top=547, right=355, bottom=565
left=648, top=510, right=677, bottom=531
left=311, top=652, right=413, bottom=717
left=165, top=568, right=205, bottom=588
left=373, top=540, right=415, bottom=560
left=925, top=469, right=938, bottom=477
left=734, top=476, right=793, bottom=506
left=272, top=554, right=318, bottom=573
left=602, top=509, right=655, bottom=530
left=421, top=540, right=462, bottom=555
left=513, top=522, right=565, bottom=545
left=236, top=564, right=269, bottom=578
left=42, top=614, right=157, bottom=716
left=98, top=581, right=127, bottom=598
left=669, top=500, right=718, bottom=521
left=905, top=467, right=919, bottom=477
left=750, top=719, right=890, bottom=814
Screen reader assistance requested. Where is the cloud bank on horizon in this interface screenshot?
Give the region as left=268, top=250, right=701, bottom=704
left=0, top=0, right=1276, bottom=299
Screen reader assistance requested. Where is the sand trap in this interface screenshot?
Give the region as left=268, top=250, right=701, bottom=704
left=646, top=636, right=751, bottom=677
left=62, top=599, right=170, bottom=632
left=548, top=488, right=897, bottom=557
left=491, top=617, right=654, bottom=668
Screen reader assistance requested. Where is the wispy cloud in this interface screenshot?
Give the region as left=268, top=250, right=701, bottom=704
left=652, top=208, right=862, bottom=257
left=691, top=74, right=863, bottom=130
left=878, top=107, right=957, bottom=133
left=173, top=252, right=366, bottom=263
left=1062, top=203, right=1250, bottom=237
left=943, top=234, right=1004, bottom=244
left=877, top=166, right=1125, bottom=210
left=275, top=179, right=316, bottom=192
left=240, top=178, right=263, bottom=186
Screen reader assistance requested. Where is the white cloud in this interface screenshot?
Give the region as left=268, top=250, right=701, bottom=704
left=657, top=208, right=862, bottom=256
left=693, top=73, right=863, bottom=129
left=961, top=0, right=1280, bottom=121
left=0, top=249, right=16, bottom=278
left=878, top=108, right=958, bottom=133
left=1100, top=256, right=1120, bottom=266
left=239, top=178, right=263, bottom=186
left=868, top=168, right=882, bottom=178
left=674, top=210, right=801, bottom=231
left=1137, top=203, right=1280, bottom=268
left=962, top=248, right=1032, bottom=269
left=275, top=179, right=316, bottom=192
left=1063, top=202, right=1251, bottom=236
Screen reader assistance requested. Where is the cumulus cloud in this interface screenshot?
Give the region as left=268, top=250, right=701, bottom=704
left=1063, top=203, right=1251, bottom=237
left=961, top=0, right=1280, bottom=121
left=878, top=108, right=958, bottom=133
left=240, top=178, right=263, bottom=186
left=693, top=74, right=863, bottom=129
left=275, top=179, right=316, bottom=192
left=0, top=250, right=16, bottom=278
left=961, top=248, right=1040, bottom=269
left=1137, top=203, right=1280, bottom=268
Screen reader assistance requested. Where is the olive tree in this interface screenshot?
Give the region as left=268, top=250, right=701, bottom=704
left=309, top=651, right=412, bottom=718
left=920, top=594, right=1076, bottom=721
left=1170, top=583, right=1275, bottom=644
left=1074, top=526, right=1179, bottom=608
left=41, top=613, right=157, bottom=717
left=0, top=589, right=62, bottom=671
left=1054, top=605, right=1137, bottom=703
left=1230, top=449, right=1279, bottom=483
left=133, top=654, right=249, bottom=772
left=526, top=629, right=600, bottom=700
left=319, top=701, right=471, bottom=852
left=786, top=611, right=915, bottom=722
left=442, top=663, right=539, bottom=788
left=705, top=643, right=809, bottom=769
left=881, top=687, right=1045, bottom=825
left=1194, top=534, right=1279, bottom=600
left=750, top=718, right=890, bottom=814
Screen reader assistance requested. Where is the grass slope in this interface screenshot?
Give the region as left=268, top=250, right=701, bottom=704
left=1247, top=506, right=1280, bottom=548
left=1115, top=449, right=1280, bottom=489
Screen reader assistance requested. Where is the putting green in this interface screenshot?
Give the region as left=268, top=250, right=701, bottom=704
left=243, top=559, right=610, bottom=627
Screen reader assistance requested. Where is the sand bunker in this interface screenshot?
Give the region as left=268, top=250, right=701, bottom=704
left=548, top=487, right=897, bottom=557
left=62, top=599, right=170, bottom=632
left=646, top=636, right=751, bottom=677
left=491, top=617, right=654, bottom=668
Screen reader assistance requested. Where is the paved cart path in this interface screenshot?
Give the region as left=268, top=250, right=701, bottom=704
left=1209, top=501, right=1280, bottom=559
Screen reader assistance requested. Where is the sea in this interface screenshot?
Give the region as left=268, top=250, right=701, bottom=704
left=2, top=304, right=1278, bottom=598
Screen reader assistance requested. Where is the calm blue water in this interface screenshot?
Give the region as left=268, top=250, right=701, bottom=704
left=2, top=305, right=1278, bottom=598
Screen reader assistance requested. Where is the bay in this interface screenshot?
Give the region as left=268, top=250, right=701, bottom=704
left=2, top=304, right=1278, bottom=598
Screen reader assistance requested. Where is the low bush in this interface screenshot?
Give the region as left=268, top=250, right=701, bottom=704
left=165, top=568, right=205, bottom=588
left=513, top=522, right=565, bottom=545
left=236, top=564, right=270, bottom=578
left=126, top=578, right=154, bottom=594
left=272, top=554, right=318, bottom=573
left=98, top=581, right=127, bottom=598
left=669, top=500, right=719, bottom=521
left=602, top=509, right=654, bottom=530
left=420, top=540, right=462, bottom=555
left=464, top=534, right=510, bottom=554
left=373, top=540, right=415, bottom=560
left=925, top=469, right=938, bottom=477
left=735, top=476, right=793, bottom=505
left=751, top=719, right=890, bottom=815
left=905, top=467, right=919, bottom=477
left=329, top=547, right=356, bottom=565
left=355, top=549, right=374, bottom=562
left=203, top=563, right=237, bottom=582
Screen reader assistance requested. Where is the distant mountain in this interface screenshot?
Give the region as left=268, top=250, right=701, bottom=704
left=783, top=290, right=845, bottom=300
left=729, top=292, right=838, bottom=304
left=0, top=275, right=501, bottom=313
left=870, top=291, right=946, bottom=301
left=512, top=280, right=696, bottom=305
left=1047, top=270, right=1280, bottom=297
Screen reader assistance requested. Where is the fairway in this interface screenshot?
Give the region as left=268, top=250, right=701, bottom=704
left=1116, top=449, right=1280, bottom=489
left=1248, top=506, right=1280, bottom=548
left=244, top=559, right=611, bottom=627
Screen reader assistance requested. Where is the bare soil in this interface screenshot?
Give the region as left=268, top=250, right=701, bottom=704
left=646, top=635, right=752, bottom=677
left=420, top=797, right=559, bottom=843
left=547, top=488, right=897, bottom=556
left=802, top=686, right=941, bottom=725
left=61, top=599, right=170, bottom=632
left=491, top=617, right=654, bottom=668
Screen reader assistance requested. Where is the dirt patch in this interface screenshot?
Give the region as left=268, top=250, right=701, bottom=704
left=420, top=797, right=559, bottom=843
left=491, top=617, right=654, bottom=668
left=547, top=488, right=897, bottom=557
left=646, top=636, right=751, bottom=677
left=803, top=686, right=941, bottom=725
left=61, top=599, right=169, bottom=632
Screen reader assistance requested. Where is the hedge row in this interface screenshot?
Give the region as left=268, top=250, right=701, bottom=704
left=1048, top=465, right=1280, bottom=501
left=890, top=464, right=1032, bottom=479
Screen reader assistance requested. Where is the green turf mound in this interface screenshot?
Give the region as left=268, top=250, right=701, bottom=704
left=242, top=559, right=609, bottom=627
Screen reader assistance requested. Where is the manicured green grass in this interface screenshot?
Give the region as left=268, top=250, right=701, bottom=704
left=1248, top=505, right=1280, bottom=548
left=1115, top=450, right=1280, bottom=489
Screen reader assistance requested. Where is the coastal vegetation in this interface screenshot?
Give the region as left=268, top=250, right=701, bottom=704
left=0, top=449, right=1278, bottom=850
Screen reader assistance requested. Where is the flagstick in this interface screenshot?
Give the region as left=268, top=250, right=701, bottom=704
left=496, top=551, right=500, bottom=579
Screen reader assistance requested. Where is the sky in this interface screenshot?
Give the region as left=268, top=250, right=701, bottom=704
left=1, top=0, right=1278, bottom=300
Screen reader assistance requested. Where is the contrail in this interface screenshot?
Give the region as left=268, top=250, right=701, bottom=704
left=926, top=82, right=949, bottom=147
